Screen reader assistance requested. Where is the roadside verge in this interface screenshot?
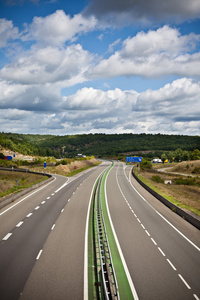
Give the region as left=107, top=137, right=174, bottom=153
left=132, top=168, right=200, bottom=230
left=0, top=167, right=53, bottom=210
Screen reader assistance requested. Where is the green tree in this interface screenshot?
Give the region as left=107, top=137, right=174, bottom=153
left=174, top=148, right=183, bottom=162
left=191, top=149, right=200, bottom=160
left=161, top=153, right=167, bottom=163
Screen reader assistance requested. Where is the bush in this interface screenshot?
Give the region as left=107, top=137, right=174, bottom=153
left=151, top=175, right=164, bottom=183
left=174, top=177, right=199, bottom=186
left=141, top=159, right=152, bottom=170
left=192, top=167, right=200, bottom=174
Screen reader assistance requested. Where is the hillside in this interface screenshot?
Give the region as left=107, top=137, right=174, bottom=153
left=0, top=132, right=200, bottom=158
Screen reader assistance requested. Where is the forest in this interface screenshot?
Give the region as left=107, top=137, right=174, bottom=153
left=0, top=132, right=199, bottom=158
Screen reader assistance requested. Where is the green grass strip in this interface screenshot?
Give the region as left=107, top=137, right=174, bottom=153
left=101, top=166, right=134, bottom=300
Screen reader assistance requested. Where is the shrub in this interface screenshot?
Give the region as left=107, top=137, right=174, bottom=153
left=151, top=175, right=164, bottom=183
left=192, top=167, right=200, bottom=174
left=174, top=177, right=199, bottom=186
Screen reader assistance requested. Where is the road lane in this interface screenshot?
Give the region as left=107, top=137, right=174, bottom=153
left=20, top=162, right=110, bottom=300
left=0, top=164, right=107, bottom=300
left=0, top=175, right=67, bottom=241
left=106, top=162, right=200, bottom=300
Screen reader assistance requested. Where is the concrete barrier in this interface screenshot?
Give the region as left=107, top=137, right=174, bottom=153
left=132, top=168, right=200, bottom=230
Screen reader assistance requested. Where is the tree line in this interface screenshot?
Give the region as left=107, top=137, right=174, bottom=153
left=0, top=132, right=199, bottom=158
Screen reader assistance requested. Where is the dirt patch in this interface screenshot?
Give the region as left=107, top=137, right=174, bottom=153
left=140, top=169, right=200, bottom=213
left=156, top=160, right=200, bottom=175
left=56, top=158, right=99, bottom=174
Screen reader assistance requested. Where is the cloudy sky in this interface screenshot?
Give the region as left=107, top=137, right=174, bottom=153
left=0, top=0, right=200, bottom=135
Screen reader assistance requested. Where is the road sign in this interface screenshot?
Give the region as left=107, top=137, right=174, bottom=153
left=126, top=157, right=142, bottom=163
left=44, top=161, right=46, bottom=168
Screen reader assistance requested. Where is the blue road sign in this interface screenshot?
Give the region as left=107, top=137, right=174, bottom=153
left=44, top=161, right=46, bottom=168
left=126, top=157, right=142, bottom=163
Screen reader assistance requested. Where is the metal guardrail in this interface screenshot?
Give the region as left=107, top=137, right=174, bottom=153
left=94, top=168, right=120, bottom=300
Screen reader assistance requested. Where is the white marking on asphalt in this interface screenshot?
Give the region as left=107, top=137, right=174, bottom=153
left=36, top=250, right=43, bottom=260
left=0, top=176, right=56, bottom=216
left=2, top=233, right=12, bottom=240
left=41, top=201, right=46, bottom=204
left=145, top=230, right=150, bottom=236
left=178, top=274, right=191, bottom=289
left=55, top=181, right=68, bottom=193
left=151, top=238, right=157, bottom=245
left=193, top=294, right=200, bottom=300
left=51, top=224, right=55, bottom=230
left=109, top=166, right=139, bottom=300
left=16, top=221, right=23, bottom=227
left=26, top=213, right=32, bottom=218
left=61, top=208, right=64, bottom=212
left=167, top=259, right=177, bottom=271
left=35, top=206, right=40, bottom=210
left=158, top=247, right=166, bottom=256
left=84, top=174, right=100, bottom=300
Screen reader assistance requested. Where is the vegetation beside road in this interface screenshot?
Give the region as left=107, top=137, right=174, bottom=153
left=0, top=156, right=100, bottom=199
left=1, top=131, right=199, bottom=158
left=134, top=160, right=200, bottom=216
left=0, top=170, right=48, bottom=199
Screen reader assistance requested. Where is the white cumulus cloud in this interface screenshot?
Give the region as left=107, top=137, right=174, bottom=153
left=89, top=26, right=200, bottom=79
left=23, top=10, right=98, bottom=46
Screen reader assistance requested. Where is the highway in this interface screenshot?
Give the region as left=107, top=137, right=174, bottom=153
left=0, top=161, right=199, bottom=300
left=0, top=163, right=109, bottom=300
left=106, top=162, right=200, bottom=300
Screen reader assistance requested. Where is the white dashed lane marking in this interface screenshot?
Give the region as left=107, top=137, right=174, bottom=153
left=36, top=250, right=43, bottom=260
left=26, top=213, right=32, bottom=218
left=2, top=233, right=12, bottom=241
left=16, top=221, right=23, bottom=228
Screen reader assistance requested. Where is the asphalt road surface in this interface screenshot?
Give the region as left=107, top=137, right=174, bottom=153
left=106, top=162, right=200, bottom=300
left=0, top=161, right=199, bottom=300
left=0, top=163, right=109, bottom=300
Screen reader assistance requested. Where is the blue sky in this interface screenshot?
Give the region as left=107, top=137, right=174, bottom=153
left=0, top=0, right=200, bottom=136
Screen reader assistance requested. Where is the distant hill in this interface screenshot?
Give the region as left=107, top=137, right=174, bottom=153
left=0, top=132, right=199, bottom=158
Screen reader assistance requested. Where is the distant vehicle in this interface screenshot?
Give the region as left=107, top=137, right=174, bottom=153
left=152, top=158, right=162, bottom=163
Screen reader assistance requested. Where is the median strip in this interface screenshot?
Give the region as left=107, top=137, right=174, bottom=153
left=88, top=163, right=138, bottom=300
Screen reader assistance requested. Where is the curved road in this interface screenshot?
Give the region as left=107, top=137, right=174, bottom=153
left=106, top=162, right=200, bottom=300
left=0, top=161, right=199, bottom=300
left=0, top=162, right=109, bottom=300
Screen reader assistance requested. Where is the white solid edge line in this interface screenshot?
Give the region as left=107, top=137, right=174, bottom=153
left=0, top=176, right=56, bottom=216
left=83, top=172, right=101, bottom=300
left=126, top=166, right=200, bottom=253
left=105, top=164, right=139, bottom=300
